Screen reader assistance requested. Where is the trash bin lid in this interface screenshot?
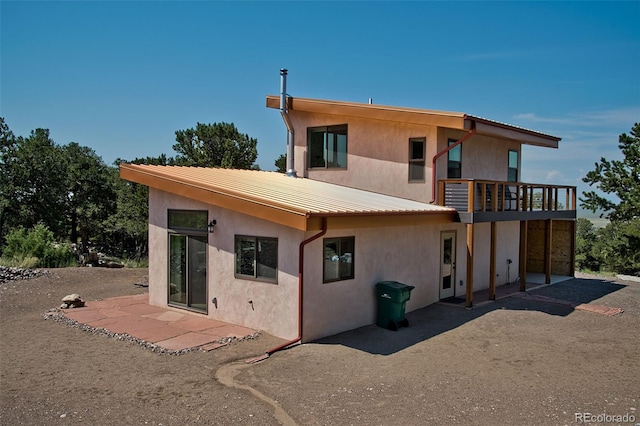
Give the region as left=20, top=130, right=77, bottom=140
left=375, top=281, right=415, bottom=291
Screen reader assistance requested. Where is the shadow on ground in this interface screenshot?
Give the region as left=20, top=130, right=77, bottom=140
left=316, top=276, right=627, bottom=356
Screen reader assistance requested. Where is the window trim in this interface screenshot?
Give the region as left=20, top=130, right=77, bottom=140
left=408, top=137, right=426, bottom=182
left=307, top=124, right=348, bottom=170
left=323, top=236, right=355, bottom=283
left=234, top=235, right=279, bottom=284
left=447, top=139, right=462, bottom=179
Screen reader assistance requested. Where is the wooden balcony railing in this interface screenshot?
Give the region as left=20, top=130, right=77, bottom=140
left=438, top=179, right=577, bottom=215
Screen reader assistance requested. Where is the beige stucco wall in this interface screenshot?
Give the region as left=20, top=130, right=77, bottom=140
left=288, top=111, right=526, bottom=204
left=148, top=189, right=521, bottom=342
left=436, top=129, right=522, bottom=182
left=148, top=188, right=302, bottom=340
left=301, top=223, right=469, bottom=342
left=454, top=221, right=521, bottom=296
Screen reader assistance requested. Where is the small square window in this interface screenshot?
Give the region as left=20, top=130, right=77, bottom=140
left=323, top=237, right=354, bottom=283
left=308, top=125, right=348, bottom=169
left=235, top=236, right=278, bottom=282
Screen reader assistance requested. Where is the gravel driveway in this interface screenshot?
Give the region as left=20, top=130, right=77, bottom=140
left=1, top=268, right=638, bottom=425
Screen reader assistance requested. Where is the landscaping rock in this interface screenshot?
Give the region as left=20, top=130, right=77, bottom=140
left=61, top=293, right=85, bottom=308
left=0, top=266, right=49, bottom=283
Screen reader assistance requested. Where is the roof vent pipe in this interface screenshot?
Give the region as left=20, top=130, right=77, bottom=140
left=280, top=69, right=297, bottom=177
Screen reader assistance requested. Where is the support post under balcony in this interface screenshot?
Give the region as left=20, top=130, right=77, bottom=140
left=466, top=223, right=474, bottom=308
left=519, top=220, right=528, bottom=291
left=489, top=222, right=496, bottom=300
left=545, top=219, right=552, bottom=284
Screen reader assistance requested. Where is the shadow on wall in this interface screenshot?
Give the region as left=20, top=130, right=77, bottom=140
left=314, top=277, right=627, bottom=356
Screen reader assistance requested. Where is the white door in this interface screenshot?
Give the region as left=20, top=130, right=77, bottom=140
left=440, top=231, right=456, bottom=299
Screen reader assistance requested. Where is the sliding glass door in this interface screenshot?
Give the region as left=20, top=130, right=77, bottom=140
left=168, top=210, right=208, bottom=313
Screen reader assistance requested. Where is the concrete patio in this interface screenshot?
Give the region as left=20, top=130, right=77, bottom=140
left=61, top=293, right=257, bottom=351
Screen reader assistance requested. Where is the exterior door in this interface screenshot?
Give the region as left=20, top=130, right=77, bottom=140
left=169, top=234, right=207, bottom=313
left=440, top=231, right=456, bottom=299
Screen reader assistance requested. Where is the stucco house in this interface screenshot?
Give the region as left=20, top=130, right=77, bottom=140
left=120, top=70, right=576, bottom=346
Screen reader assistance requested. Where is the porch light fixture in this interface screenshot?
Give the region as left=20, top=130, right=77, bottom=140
left=208, top=219, right=217, bottom=233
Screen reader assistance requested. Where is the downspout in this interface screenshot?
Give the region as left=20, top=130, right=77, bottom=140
left=264, top=217, right=327, bottom=357
left=280, top=68, right=297, bottom=177
left=429, top=127, right=477, bottom=203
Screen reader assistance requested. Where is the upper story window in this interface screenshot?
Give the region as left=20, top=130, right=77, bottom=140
left=447, top=139, right=462, bottom=178
left=235, top=236, right=278, bottom=283
left=308, top=125, right=348, bottom=169
left=323, top=236, right=354, bottom=283
left=408, top=138, right=426, bottom=182
left=508, top=150, right=519, bottom=182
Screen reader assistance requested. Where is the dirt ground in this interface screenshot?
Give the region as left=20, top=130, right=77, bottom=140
left=1, top=268, right=638, bottom=425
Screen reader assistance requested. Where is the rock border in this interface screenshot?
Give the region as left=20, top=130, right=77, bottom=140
left=0, top=266, right=50, bottom=284
left=42, top=308, right=261, bottom=355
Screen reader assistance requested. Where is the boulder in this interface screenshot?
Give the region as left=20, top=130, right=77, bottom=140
left=61, top=293, right=85, bottom=309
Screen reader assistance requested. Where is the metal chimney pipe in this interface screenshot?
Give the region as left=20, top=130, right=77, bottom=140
left=280, top=69, right=297, bottom=177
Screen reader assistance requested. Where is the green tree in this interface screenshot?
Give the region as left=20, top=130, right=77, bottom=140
left=275, top=153, right=286, bottom=173
left=103, top=165, right=149, bottom=260
left=173, top=122, right=258, bottom=169
left=0, top=118, right=16, bottom=239
left=581, top=123, right=639, bottom=222
left=63, top=142, right=116, bottom=246
left=580, top=123, right=640, bottom=275
left=575, top=218, right=600, bottom=271
left=0, top=124, right=67, bottom=239
left=590, top=220, right=640, bottom=275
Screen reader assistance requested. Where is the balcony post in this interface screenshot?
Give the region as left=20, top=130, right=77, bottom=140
left=491, top=182, right=498, bottom=212
left=438, top=180, right=445, bottom=206
left=466, top=223, right=474, bottom=308
left=467, top=180, right=474, bottom=213
left=489, top=222, right=496, bottom=300
left=519, top=220, right=528, bottom=291
left=545, top=219, right=552, bottom=284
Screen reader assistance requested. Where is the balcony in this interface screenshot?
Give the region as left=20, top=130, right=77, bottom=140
left=438, top=179, right=577, bottom=223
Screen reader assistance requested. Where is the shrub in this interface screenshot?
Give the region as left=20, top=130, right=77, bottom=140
left=1, top=225, right=76, bottom=268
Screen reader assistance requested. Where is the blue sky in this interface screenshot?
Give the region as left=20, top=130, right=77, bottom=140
left=2, top=1, right=639, bottom=211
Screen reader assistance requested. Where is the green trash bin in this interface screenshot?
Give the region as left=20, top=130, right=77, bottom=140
left=375, top=281, right=415, bottom=331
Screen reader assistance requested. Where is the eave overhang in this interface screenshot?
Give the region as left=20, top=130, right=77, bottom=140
left=266, top=95, right=561, bottom=148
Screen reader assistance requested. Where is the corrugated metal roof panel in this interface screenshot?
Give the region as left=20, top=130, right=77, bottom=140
left=122, top=165, right=455, bottom=216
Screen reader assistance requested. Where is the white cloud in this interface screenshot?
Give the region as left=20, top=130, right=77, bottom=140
left=545, top=170, right=564, bottom=182
left=514, top=106, right=640, bottom=128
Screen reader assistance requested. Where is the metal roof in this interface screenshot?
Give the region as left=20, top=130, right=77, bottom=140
left=266, top=95, right=561, bottom=147
left=120, top=164, right=455, bottom=231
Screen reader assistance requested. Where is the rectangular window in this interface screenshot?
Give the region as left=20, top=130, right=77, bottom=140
left=308, top=125, right=348, bottom=169
left=508, top=150, right=519, bottom=182
left=323, top=237, right=354, bottom=283
left=447, top=139, right=462, bottom=178
left=408, top=138, right=426, bottom=182
left=168, top=210, right=207, bottom=231
left=235, top=236, right=278, bottom=282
